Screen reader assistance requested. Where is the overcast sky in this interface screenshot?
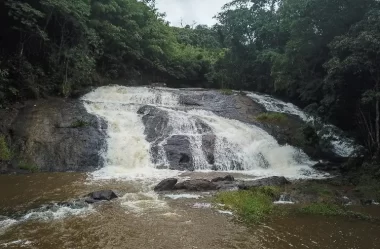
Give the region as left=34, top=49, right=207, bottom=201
left=155, top=0, right=230, bottom=27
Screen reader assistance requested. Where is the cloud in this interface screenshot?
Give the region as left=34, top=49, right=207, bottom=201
left=155, top=0, right=229, bottom=27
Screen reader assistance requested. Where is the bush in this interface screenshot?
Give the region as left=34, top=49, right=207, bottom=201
left=0, top=135, right=11, bottom=161
left=256, top=112, right=288, bottom=124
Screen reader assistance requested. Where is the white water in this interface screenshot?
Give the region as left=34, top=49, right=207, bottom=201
left=0, top=204, right=93, bottom=235
left=83, top=86, right=321, bottom=180
left=246, top=92, right=356, bottom=157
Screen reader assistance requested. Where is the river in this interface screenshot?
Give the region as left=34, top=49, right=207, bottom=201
left=0, top=86, right=378, bottom=248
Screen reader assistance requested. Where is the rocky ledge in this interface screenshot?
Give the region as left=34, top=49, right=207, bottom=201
left=154, top=175, right=289, bottom=192
left=0, top=98, right=106, bottom=173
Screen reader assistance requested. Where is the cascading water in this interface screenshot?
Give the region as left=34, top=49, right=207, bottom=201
left=83, top=86, right=320, bottom=179
left=246, top=92, right=357, bottom=157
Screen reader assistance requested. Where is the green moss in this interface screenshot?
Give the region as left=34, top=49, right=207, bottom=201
left=19, top=161, right=39, bottom=173
left=0, top=135, right=11, bottom=161
left=256, top=112, right=288, bottom=124
left=219, top=88, right=234, bottom=95
left=215, top=187, right=280, bottom=223
left=70, top=119, right=90, bottom=128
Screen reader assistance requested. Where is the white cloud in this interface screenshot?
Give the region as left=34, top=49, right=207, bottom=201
left=155, top=0, right=230, bottom=27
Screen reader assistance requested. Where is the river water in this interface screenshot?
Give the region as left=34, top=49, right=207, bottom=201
left=0, top=87, right=378, bottom=248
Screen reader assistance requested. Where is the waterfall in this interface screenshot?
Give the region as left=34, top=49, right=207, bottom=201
left=83, top=86, right=321, bottom=179
left=246, top=92, right=356, bottom=157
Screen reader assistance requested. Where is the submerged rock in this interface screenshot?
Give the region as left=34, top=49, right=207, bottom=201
left=85, top=190, right=118, bottom=203
left=238, top=176, right=290, bottom=190
left=154, top=178, right=178, bottom=191
left=175, top=179, right=218, bottom=191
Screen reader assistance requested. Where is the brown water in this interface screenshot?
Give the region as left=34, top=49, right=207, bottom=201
left=0, top=173, right=379, bottom=249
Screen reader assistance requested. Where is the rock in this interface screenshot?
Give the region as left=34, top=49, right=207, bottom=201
left=85, top=190, right=118, bottom=203
left=202, top=134, right=216, bottom=165
left=360, top=199, right=379, bottom=206
left=179, top=95, right=202, bottom=106
left=312, top=161, right=341, bottom=172
left=238, top=176, right=290, bottom=190
left=175, top=179, right=218, bottom=191
left=164, top=136, right=194, bottom=171
left=154, top=178, right=178, bottom=191
left=211, top=175, right=235, bottom=182
left=1, top=98, right=106, bottom=173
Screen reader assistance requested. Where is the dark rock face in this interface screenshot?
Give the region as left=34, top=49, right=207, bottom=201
left=138, top=105, right=215, bottom=171
left=85, top=190, right=118, bottom=203
left=154, top=178, right=178, bottom=191
left=175, top=179, right=218, bottom=191
left=0, top=98, right=106, bottom=173
left=312, top=161, right=341, bottom=172
left=238, top=176, right=290, bottom=190
left=164, top=136, right=194, bottom=171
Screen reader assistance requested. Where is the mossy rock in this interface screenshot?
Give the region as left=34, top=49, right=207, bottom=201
left=0, top=135, right=11, bottom=161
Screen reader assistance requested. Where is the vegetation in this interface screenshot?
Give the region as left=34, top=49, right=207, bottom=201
left=256, top=113, right=288, bottom=124
left=18, top=160, right=39, bottom=173
left=0, top=0, right=380, bottom=164
left=70, top=119, right=90, bottom=128
left=0, top=135, right=11, bottom=161
left=215, top=186, right=280, bottom=223
left=219, top=88, right=234, bottom=95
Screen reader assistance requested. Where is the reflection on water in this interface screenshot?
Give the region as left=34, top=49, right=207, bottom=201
left=0, top=173, right=379, bottom=249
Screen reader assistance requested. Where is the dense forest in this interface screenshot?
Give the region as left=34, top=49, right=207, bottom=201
left=0, top=0, right=379, bottom=160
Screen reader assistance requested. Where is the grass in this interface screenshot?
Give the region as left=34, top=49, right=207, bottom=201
left=0, top=135, right=11, bottom=161
left=70, top=119, right=90, bottom=128
left=19, top=160, right=39, bottom=173
left=215, top=187, right=280, bottom=223
left=256, top=112, right=288, bottom=124
left=219, top=88, right=234, bottom=95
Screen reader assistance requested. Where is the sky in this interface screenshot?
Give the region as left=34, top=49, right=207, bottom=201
left=155, top=0, right=230, bottom=27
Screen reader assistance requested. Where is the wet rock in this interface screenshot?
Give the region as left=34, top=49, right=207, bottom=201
left=175, top=179, right=218, bottom=191
left=154, top=178, right=178, bottom=191
left=85, top=190, right=118, bottom=203
left=2, top=98, right=106, bottom=173
left=202, top=134, right=216, bottom=165
left=238, top=176, right=290, bottom=190
left=179, top=95, right=202, bottom=106
left=164, top=135, right=194, bottom=171
left=211, top=175, right=235, bottom=182
left=360, top=199, right=379, bottom=206
left=312, top=161, right=341, bottom=172
left=214, top=181, right=239, bottom=191
left=138, top=105, right=170, bottom=143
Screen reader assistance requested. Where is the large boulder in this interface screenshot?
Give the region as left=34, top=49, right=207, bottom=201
left=154, top=178, right=178, bottom=191
left=175, top=179, right=218, bottom=191
left=238, top=176, right=290, bottom=190
left=85, top=190, right=118, bottom=203
left=0, top=98, right=106, bottom=173
left=164, top=135, right=194, bottom=171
